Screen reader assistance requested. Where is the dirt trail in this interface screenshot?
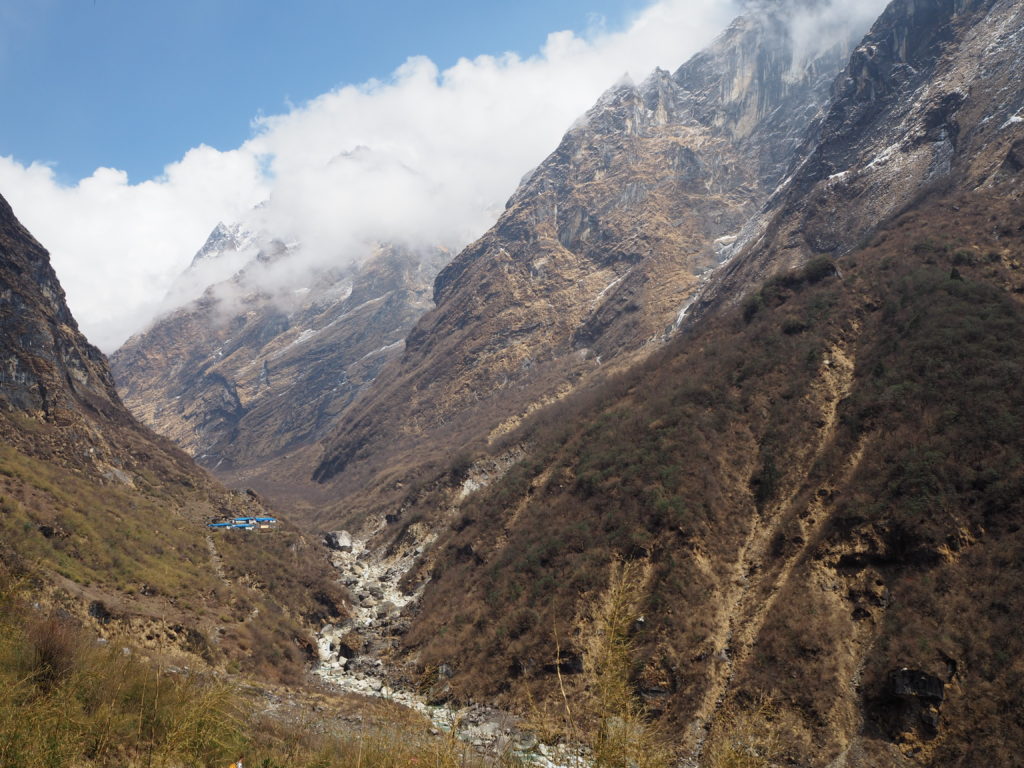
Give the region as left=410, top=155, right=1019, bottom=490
left=205, top=534, right=229, bottom=586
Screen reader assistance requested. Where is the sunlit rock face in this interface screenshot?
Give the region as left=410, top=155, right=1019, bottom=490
left=693, top=0, right=1024, bottom=315
left=311, top=4, right=859, bottom=493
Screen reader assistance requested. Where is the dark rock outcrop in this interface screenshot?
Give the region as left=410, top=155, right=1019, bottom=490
left=325, top=530, right=354, bottom=552
left=890, top=668, right=945, bottom=704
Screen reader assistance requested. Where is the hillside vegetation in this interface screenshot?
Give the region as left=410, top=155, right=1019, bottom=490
left=396, top=192, right=1024, bottom=766
left=0, top=421, right=345, bottom=684
left=0, top=188, right=346, bottom=685
left=0, top=561, right=517, bottom=768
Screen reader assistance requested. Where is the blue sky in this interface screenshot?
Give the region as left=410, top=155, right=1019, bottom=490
left=0, top=0, right=753, bottom=351
left=0, top=0, right=887, bottom=352
left=0, top=0, right=650, bottom=183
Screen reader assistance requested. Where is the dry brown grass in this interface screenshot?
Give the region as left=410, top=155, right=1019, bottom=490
left=576, top=559, right=670, bottom=768
left=0, top=565, right=519, bottom=768
left=701, top=697, right=782, bottom=768
left=521, top=559, right=671, bottom=768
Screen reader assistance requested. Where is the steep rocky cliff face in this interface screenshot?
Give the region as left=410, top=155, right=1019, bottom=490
left=0, top=192, right=343, bottom=680
left=311, top=4, right=863, bottom=509
left=112, top=237, right=447, bottom=501
left=295, top=1, right=1023, bottom=765
left=694, top=0, right=1024, bottom=313
left=0, top=194, right=131, bottom=442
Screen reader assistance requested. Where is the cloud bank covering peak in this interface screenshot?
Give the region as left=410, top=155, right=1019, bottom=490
left=0, top=0, right=886, bottom=352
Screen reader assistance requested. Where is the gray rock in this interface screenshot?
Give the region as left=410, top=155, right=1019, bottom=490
left=514, top=732, right=538, bottom=751
left=325, top=530, right=353, bottom=552
left=426, top=680, right=453, bottom=706
left=316, top=634, right=340, bottom=663
left=476, top=722, right=501, bottom=740
left=889, top=668, right=945, bottom=703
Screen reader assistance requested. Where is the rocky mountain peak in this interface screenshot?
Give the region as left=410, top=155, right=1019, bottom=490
left=112, top=233, right=449, bottom=501
left=691, top=0, right=1022, bottom=315
left=827, top=0, right=995, bottom=135
left=189, top=221, right=255, bottom=267
left=311, top=4, right=870, bottom=493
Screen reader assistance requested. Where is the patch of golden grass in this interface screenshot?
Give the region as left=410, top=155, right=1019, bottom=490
left=0, top=565, right=520, bottom=768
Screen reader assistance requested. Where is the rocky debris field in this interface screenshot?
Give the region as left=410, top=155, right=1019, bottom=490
left=313, top=529, right=584, bottom=765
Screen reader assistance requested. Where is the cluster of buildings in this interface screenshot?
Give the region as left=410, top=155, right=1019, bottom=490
left=207, top=516, right=277, bottom=531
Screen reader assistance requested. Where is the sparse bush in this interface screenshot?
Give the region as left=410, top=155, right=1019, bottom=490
left=23, top=613, right=87, bottom=690
left=950, top=248, right=975, bottom=266
left=742, top=294, right=762, bottom=323
left=801, top=256, right=837, bottom=284
left=780, top=318, right=808, bottom=335
left=749, top=454, right=779, bottom=508
left=558, top=559, right=672, bottom=768
left=449, top=450, right=475, bottom=482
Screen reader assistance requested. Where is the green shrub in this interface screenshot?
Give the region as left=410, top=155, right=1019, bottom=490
left=800, top=256, right=837, bottom=284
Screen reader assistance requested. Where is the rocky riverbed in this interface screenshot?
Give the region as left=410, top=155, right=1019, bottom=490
left=313, top=530, right=585, bottom=766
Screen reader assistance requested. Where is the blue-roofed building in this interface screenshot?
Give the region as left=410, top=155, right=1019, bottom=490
left=208, top=516, right=278, bottom=531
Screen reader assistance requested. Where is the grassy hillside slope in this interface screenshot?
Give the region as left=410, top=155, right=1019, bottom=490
left=395, top=191, right=1024, bottom=766
left=0, top=190, right=344, bottom=683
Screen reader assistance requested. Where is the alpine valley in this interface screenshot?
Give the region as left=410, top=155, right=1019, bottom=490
left=3, top=0, right=1023, bottom=766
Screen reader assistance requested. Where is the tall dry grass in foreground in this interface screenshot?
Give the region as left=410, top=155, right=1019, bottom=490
left=532, top=558, right=672, bottom=768
left=0, top=573, right=248, bottom=767
left=700, top=697, right=785, bottom=768
left=0, top=566, right=514, bottom=768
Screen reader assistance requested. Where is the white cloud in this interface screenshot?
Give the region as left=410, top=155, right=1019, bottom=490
left=0, top=0, right=745, bottom=352
left=0, top=149, right=268, bottom=350
left=783, top=0, right=891, bottom=73
left=0, top=0, right=885, bottom=352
